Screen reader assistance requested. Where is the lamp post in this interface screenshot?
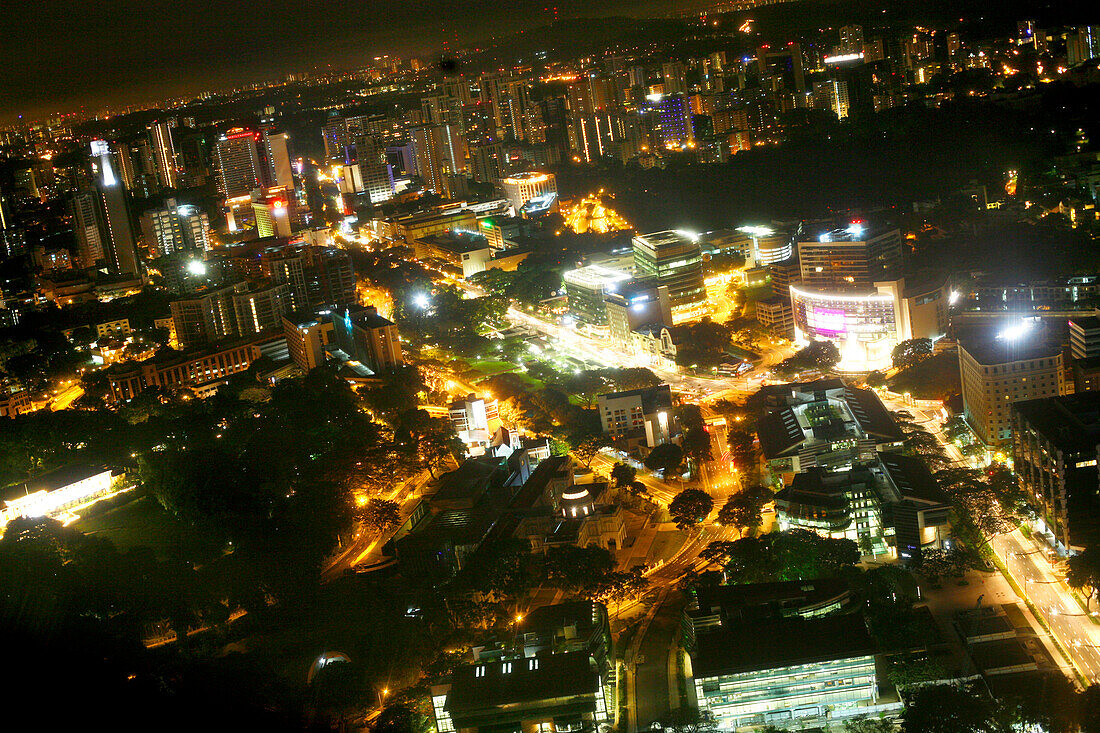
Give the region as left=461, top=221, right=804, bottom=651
left=377, top=687, right=389, bottom=709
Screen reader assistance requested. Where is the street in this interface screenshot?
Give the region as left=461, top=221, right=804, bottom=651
left=995, top=529, right=1100, bottom=682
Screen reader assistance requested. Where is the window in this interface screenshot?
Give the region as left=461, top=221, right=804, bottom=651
left=502, top=662, right=513, bottom=674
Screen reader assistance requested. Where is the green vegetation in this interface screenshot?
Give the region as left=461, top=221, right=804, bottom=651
left=887, top=351, right=961, bottom=401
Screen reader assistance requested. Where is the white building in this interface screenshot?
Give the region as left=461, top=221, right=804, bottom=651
left=501, top=171, right=556, bottom=212
left=1, top=464, right=116, bottom=528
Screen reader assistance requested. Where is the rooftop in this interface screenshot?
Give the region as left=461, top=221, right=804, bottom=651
left=445, top=650, right=598, bottom=715
left=692, top=613, right=876, bottom=678
left=1, top=464, right=110, bottom=505
left=960, top=337, right=1061, bottom=367
left=878, top=452, right=949, bottom=506
left=1013, top=392, right=1100, bottom=454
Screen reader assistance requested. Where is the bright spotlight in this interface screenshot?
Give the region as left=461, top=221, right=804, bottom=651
left=998, top=319, right=1034, bottom=341
left=186, top=260, right=207, bottom=276
left=412, top=293, right=430, bottom=309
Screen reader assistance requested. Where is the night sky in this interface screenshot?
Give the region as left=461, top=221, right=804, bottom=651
left=1, top=0, right=695, bottom=122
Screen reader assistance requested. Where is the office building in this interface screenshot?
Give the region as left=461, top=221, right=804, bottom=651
left=282, top=312, right=334, bottom=373
left=331, top=305, right=404, bottom=374
left=755, top=297, right=795, bottom=338
left=261, top=128, right=294, bottom=188
left=69, top=190, right=104, bottom=268
left=412, top=123, right=466, bottom=197
left=252, top=187, right=294, bottom=237
left=597, top=384, right=680, bottom=451
left=796, top=224, right=903, bottom=291
left=500, top=171, right=556, bottom=212
left=148, top=120, right=178, bottom=190
left=959, top=334, right=1064, bottom=447
left=736, top=225, right=793, bottom=267
left=213, top=128, right=266, bottom=199
left=692, top=614, right=889, bottom=730
left=1012, top=392, right=1100, bottom=554
left=140, top=198, right=210, bottom=257
left=91, top=140, right=140, bottom=277
left=605, top=280, right=673, bottom=351
left=232, top=282, right=292, bottom=336
left=631, top=230, right=706, bottom=323
left=1069, top=316, right=1100, bottom=360
left=340, top=161, right=396, bottom=205
left=304, top=246, right=357, bottom=309
left=562, top=265, right=633, bottom=328
left=170, top=282, right=248, bottom=348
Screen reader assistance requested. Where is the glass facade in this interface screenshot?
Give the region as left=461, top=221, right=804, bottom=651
left=694, top=655, right=877, bottom=730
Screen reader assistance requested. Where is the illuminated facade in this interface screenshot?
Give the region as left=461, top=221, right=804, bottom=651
left=1, top=464, right=115, bottom=528
left=597, top=384, right=680, bottom=451
left=501, top=171, right=556, bottom=212
left=692, top=614, right=889, bottom=731
left=213, top=128, right=265, bottom=199
left=960, top=337, right=1064, bottom=447
left=790, top=285, right=899, bottom=371
left=736, top=225, right=793, bottom=266
left=562, top=264, right=633, bottom=328
left=632, top=230, right=706, bottom=323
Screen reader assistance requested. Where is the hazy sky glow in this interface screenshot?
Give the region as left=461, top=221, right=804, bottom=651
left=1, top=0, right=693, bottom=121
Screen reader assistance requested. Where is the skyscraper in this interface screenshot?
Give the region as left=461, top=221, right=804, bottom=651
left=148, top=120, right=179, bottom=190
left=213, top=128, right=265, bottom=199
left=411, top=123, right=466, bottom=197
left=91, top=140, right=139, bottom=277
left=69, top=190, right=104, bottom=269
left=261, top=129, right=294, bottom=188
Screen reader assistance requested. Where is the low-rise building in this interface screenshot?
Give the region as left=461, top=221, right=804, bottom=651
left=597, top=384, right=681, bottom=452
left=432, top=651, right=610, bottom=733
left=330, top=305, right=404, bottom=374
left=692, top=614, right=895, bottom=730
left=106, top=332, right=283, bottom=402
left=756, top=379, right=904, bottom=475
left=1, top=464, right=115, bottom=527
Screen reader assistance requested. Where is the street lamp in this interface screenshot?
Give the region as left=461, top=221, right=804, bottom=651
left=377, top=687, right=390, bottom=708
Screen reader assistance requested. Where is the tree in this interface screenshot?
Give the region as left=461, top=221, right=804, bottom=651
left=659, top=708, right=719, bottom=733
left=610, top=462, right=636, bottom=488
left=892, top=338, right=934, bottom=370
left=775, top=340, right=841, bottom=376
left=727, top=428, right=758, bottom=474
left=900, top=684, right=1008, bottom=733
left=669, top=489, right=714, bottom=530
left=717, top=485, right=768, bottom=537
left=572, top=434, right=610, bottom=468
left=361, top=499, right=401, bottom=533
left=587, top=569, right=649, bottom=607
left=1067, top=547, right=1100, bottom=610
left=644, top=443, right=684, bottom=477
left=541, top=545, right=617, bottom=593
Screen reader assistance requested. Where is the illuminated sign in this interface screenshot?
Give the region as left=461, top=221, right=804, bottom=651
left=812, top=307, right=847, bottom=337
left=824, top=52, right=865, bottom=64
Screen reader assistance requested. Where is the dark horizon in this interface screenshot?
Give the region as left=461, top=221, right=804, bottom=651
left=0, top=0, right=704, bottom=124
